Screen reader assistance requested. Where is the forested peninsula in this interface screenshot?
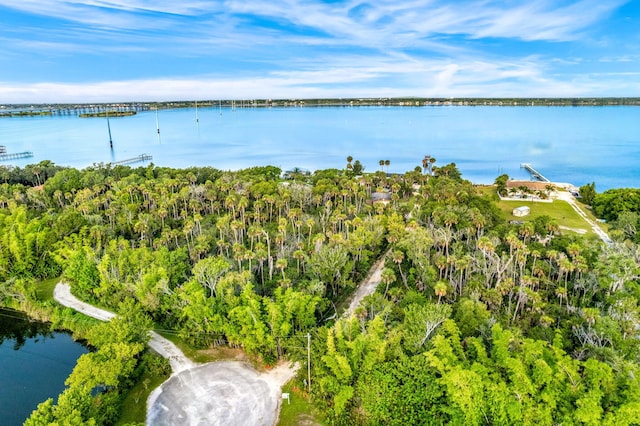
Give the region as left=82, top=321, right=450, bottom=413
left=1, top=160, right=640, bottom=425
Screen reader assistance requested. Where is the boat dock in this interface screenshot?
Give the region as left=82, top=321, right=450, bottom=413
left=0, top=146, right=34, bottom=162
left=112, top=154, right=152, bottom=166
left=0, top=103, right=150, bottom=117
left=520, top=163, right=550, bottom=182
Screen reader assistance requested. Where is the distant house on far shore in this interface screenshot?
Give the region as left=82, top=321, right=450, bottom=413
left=513, top=206, right=530, bottom=217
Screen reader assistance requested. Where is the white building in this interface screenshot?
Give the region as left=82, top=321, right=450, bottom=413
left=513, top=206, right=530, bottom=217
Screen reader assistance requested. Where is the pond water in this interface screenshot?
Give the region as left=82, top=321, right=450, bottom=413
left=0, top=308, right=88, bottom=425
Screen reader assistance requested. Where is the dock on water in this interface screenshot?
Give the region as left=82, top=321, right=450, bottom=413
left=0, top=146, right=34, bottom=162
left=111, top=154, right=152, bottom=166
left=520, top=163, right=550, bottom=182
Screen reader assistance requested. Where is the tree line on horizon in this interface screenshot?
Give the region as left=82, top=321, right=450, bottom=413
left=3, top=96, right=640, bottom=111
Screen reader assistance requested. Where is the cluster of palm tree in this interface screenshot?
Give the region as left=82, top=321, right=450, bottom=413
left=3, top=157, right=640, bottom=425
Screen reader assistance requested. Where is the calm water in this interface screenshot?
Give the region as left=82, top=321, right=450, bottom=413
left=1, top=106, right=638, bottom=190
left=0, top=309, right=88, bottom=425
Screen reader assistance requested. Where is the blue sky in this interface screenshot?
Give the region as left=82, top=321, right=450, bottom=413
left=0, top=0, right=638, bottom=103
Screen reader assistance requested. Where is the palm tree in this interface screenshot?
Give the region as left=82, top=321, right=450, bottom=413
left=434, top=280, right=448, bottom=303
left=555, top=286, right=567, bottom=308
left=379, top=159, right=385, bottom=171
left=391, top=250, right=408, bottom=288
left=381, top=267, right=396, bottom=297
left=519, top=222, right=535, bottom=243
left=293, top=249, right=306, bottom=274
left=276, top=257, right=288, bottom=281
left=384, top=159, right=390, bottom=173
left=545, top=184, right=555, bottom=198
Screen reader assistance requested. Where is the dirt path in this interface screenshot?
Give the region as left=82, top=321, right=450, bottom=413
left=54, top=282, right=297, bottom=425
left=343, top=249, right=389, bottom=317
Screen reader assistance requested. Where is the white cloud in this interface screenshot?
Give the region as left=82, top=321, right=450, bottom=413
left=599, top=55, right=639, bottom=63
left=225, top=0, right=629, bottom=46
left=0, top=0, right=635, bottom=102
left=2, top=53, right=636, bottom=103
left=1, top=0, right=627, bottom=43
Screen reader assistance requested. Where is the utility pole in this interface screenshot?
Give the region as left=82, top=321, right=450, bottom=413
left=307, top=332, right=311, bottom=394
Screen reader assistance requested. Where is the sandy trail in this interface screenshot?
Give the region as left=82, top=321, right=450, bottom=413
left=556, top=192, right=612, bottom=245
left=54, top=282, right=297, bottom=425
left=343, top=249, right=389, bottom=317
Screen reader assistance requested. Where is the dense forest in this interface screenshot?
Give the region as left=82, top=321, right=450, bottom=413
left=1, top=159, right=640, bottom=425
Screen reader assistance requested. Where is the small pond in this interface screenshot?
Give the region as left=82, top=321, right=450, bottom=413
left=0, top=308, right=88, bottom=425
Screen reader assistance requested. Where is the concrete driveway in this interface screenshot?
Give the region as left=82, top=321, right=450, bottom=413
left=147, top=361, right=296, bottom=426
left=54, top=283, right=297, bottom=426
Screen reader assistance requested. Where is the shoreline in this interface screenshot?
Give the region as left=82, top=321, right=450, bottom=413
left=3, top=97, right=640, bottom=112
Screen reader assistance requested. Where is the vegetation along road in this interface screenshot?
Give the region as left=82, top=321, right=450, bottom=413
left=54, top=282, right=296, bottom=425
left=4, top=161, right=639, bottom=425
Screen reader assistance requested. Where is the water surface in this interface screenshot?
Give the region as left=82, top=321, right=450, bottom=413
left=0, top=308, right=88, bottom=425
left=1, top=106, right=638, bottom=190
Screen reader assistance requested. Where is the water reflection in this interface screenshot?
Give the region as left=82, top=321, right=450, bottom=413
left=0, top=308, right=88, bottom=426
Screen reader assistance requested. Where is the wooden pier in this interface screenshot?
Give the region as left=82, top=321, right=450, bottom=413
left=0, top=148, right=34, bottom=162
left=520, top=163, right=550, bottom=182
left=1, top=103, right=150, bottom=117
left=112, top=154, right=152, bottom=166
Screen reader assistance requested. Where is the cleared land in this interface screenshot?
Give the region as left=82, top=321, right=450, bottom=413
left=496, top=194, right=612, bottom=244
left=497, top=199, right=590, bottom=232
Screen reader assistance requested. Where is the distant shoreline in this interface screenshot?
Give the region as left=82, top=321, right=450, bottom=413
left=2, top=97, right=640, bottom=112
left=79, top=110, right=136, bottom=118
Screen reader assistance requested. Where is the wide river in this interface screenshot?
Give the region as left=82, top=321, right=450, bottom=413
left=1, top=105, right=638, bottom=190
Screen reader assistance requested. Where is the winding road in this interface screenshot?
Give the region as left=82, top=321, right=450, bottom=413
left=53, top=248, right=390, bottom=424
left=53, top=282, right=296, bottom=426
left=54, top=283, right=195, bottom=372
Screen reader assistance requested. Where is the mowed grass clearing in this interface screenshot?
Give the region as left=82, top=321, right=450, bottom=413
left=497, top=199, right=595, bottom=236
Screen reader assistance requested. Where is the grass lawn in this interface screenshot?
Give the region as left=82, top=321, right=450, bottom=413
left=575, top=199, right=610, bottom=232
left=497, top=199, right=595, bottom=236
left=475, top=184, right=498, bottom=198
left=35, top=276, right=60, bottom=301
left=154, top=330, right=257, bottom=365
left=277, top=382, right=325, bottom=426
left=116, top=360, right=170, bottom=425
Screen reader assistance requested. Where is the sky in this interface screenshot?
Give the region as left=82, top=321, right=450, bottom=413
left=0, top=0, right=639, bottom=103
